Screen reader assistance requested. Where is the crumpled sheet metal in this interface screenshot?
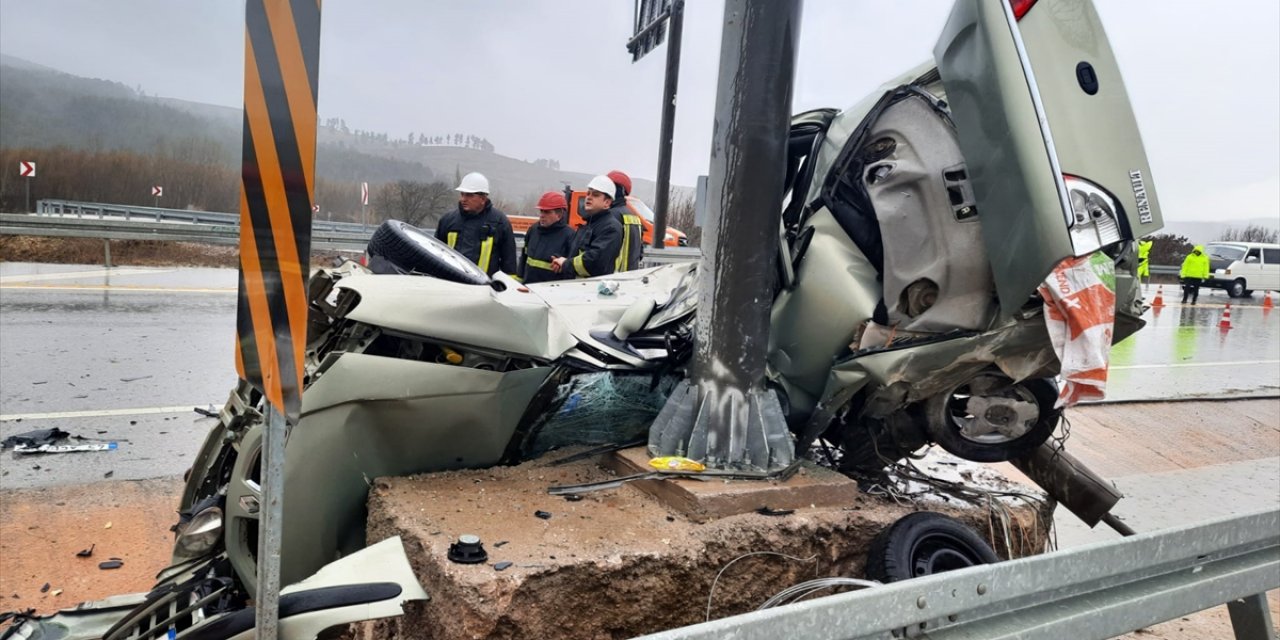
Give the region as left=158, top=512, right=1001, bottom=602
left=800, top=314, right=1059, bottom=441
left=335, top=263, right=694, bottom=363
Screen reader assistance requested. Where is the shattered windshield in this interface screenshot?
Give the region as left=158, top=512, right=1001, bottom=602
left=644, top=265, right=698, bottom=329
left=1206, top=243, right=1246, bottom=261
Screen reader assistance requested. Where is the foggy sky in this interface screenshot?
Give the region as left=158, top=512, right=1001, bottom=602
left=1, top=0, right=1277, bottom=223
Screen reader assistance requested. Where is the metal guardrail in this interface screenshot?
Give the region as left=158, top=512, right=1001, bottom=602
left=35, top=198, right=367, bottom=234
left=0, top=213, right=371, bottom=252
left=637, top=508, right=1279, bottom=640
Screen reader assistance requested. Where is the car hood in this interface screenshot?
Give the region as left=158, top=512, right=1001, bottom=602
left=334, top=263, right=696, bottom=361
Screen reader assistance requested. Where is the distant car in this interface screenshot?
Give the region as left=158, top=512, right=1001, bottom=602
left=1204, top=241, right=1280, bottom=297
left=510, top=190, right=688, bottom=247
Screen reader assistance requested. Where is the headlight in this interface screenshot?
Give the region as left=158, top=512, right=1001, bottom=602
left=175, top=506, right=223, bottom=557
left=1064, top=175, right=1123, bottom=256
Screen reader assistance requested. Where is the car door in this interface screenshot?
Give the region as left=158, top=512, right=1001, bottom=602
left=1262, top=247, right=1280, bottom=291
left=934, top=0, right=1163, bottom=315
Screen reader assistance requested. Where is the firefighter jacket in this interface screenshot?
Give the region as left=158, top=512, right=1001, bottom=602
left=567, top=208, right=623, bottom=278
left=1179, top=245, right=1210, bottom=280
left=435, top=201, right=518, bottom=276
left=519, top=217, right=575, bottom=284
left=610, top=198, right=644, bottom=272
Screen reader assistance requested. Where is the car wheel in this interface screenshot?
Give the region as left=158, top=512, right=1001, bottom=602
left=865, top=512, right=999, bottom=583
left=923, top=374, right=1058, bottom=463
left=1228, top=279, right=1246, bottom=298
left=366, top=219, right=490, bottom=285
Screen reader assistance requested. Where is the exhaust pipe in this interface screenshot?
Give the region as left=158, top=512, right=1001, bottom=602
left=1011, top=441, right=1133, bottom=535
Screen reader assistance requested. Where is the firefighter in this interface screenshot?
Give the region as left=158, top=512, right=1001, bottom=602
left=552, top=175, right=623, bottom=278
left=435, top=172, right=517, bottom=277
left=607, top=169, right=644, bottom=271
left=1178, top=244, right=1210, bottom=304
left=518, top=191, right=576, bottom=284
left=1137, top=236, right=1153, bottom=286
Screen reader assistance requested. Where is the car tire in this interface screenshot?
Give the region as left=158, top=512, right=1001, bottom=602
left=366, top=219, right=490, bottom=285
left=923, top=375, right=1058, bottom=463
left=1228, top=279, right=1246, bottom=298
left=865, top=512, right=999, bottom=583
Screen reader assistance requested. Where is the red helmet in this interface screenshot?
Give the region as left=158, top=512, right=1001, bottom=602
left=536, top=191, right=568, bottom=211
left=607, top=170, right=632, bottom=196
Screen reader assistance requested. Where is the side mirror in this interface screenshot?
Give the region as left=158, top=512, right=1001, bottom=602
left=613, top=298, right=656, bottom=341
left=1245, top=255, right=1259, bottom=263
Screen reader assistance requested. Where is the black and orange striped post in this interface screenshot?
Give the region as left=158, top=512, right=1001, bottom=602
left=235, top=0, right=321, bottom=635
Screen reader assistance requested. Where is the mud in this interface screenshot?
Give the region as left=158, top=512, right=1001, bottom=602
left=361, top=451, right=1050, bottom=640
left=0, top=235, right=353, bottom=268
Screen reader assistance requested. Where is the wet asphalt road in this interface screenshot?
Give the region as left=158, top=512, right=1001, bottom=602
left=1, top=264, right=1277, bottom=490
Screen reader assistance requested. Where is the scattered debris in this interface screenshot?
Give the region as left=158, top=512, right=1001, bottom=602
left=119, top=375, right=152, bottom=383
left=32, top=381, right=47, bottom=385
left=15, top=442, right=118, bottom=455
left=649, top=456, right=707, bottom=472
left=103, top=471, right=114, bottom=478
left=104, top=522, right=112, bottom=529
left=534, top=510, right=552, bottom=520
left=1, top=428, right=70, bottom=449
left=75, top=545, right=95, bottom=558
left=756, top=506, right=796, bottom=517
left=447, top=535, right=488, bottom=564
left=193, top=406, right=218, bottom=418
left=39, top=583, right=50, bottom=594
left=51, top=589, right=62, bottom=597
left=493, top=561, right=513, bottom=571
left=493, top=541, right=509, bottom=548
left=98, top=560, right=123, bottom=570
left=563, top=494, right=583, bottom=502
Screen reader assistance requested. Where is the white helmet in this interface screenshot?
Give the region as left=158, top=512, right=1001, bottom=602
left=455, top=172, right=490, bottom=194
left=586, top=175, right=616, bottom=198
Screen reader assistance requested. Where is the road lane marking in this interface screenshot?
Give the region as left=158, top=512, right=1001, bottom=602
left=1112, top=360, right=1280, bottom=370
left=0, top=405, right=207, bottom=422
left=0, top=268, right=173, bottom=283
left=0, top=284, right=236, bottom=293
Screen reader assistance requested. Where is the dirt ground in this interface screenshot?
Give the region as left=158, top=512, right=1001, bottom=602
left=0, top=477, right=180, bottom=614
left=0, top=235, right=353, bottom=268
left=361, top=451, right=1049, bottom=640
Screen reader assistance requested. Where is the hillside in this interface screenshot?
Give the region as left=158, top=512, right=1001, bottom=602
left=0, top=55, right=679, bottom=208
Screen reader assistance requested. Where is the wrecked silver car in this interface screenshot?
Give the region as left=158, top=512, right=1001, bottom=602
left=7, top=0, right=1161, bottom=637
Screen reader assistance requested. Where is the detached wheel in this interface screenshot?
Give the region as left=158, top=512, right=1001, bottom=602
left=1228, top=279, right=1246, bottom=298
left=866, top=512, right=999, bottom=583
left=923, top=374, right=1058, bottom=463
left=366, top=219, right=490, bottom=285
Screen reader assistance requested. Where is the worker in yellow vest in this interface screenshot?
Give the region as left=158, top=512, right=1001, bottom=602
left=1137, top=237, right=1153, bottom=287
left=435, top=172, right=517, bottom=277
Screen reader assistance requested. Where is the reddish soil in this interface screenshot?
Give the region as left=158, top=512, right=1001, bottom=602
left=0, top=235, right=352, bottom=268
left=361, top=451, right=1049, bottom=640
left=0, top=477, right=181, bottom=615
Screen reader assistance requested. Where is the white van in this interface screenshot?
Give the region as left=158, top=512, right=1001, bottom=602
left=1205, top=242, right=1280, bottom=297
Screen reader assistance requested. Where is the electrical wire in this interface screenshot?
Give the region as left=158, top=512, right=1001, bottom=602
left=706, top=551, right=818, bottom=622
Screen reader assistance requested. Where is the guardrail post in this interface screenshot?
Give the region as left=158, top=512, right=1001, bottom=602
left=103, top=240, right=112, bottom=269
left=1227, top=593, right=1276, bottom=640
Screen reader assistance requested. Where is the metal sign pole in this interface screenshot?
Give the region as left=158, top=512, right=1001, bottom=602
left=256, top=405, right=287, bottom=638
left=25, top=179, right=30, bottom=213
left=650, top=0, right=684, bottom=248
left=649, top=0, right=802, bottom=473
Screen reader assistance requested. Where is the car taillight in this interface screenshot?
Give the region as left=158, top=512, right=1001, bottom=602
left=1063, top=174, right=1124, bottom=256
left=1009, top=0, right=1037, bottom=20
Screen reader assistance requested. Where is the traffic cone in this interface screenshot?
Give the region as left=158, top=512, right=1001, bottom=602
left=1218, top=303, right=1233, bottom=330
left=1264, top=292, right=1274, bottom=309
left=1151, top=286, right=1164, bottom=308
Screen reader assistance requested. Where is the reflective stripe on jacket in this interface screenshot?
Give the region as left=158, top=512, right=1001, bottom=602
left=568, top=208, right=623, bottom=278
left=435, top=202, right=517, bottom=276
left=519, top=218, right=575, bottom=284
left=610, top=200, right=644, bottom=272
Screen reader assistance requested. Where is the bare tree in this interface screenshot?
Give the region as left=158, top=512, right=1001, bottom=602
left=375, top=180, right=431, bottom=226
left=664, top=190, right=701, bottom=247
left=1218, top=224, right=1279, bottom=244
left=1148, top=233, right=1192, bottom=266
